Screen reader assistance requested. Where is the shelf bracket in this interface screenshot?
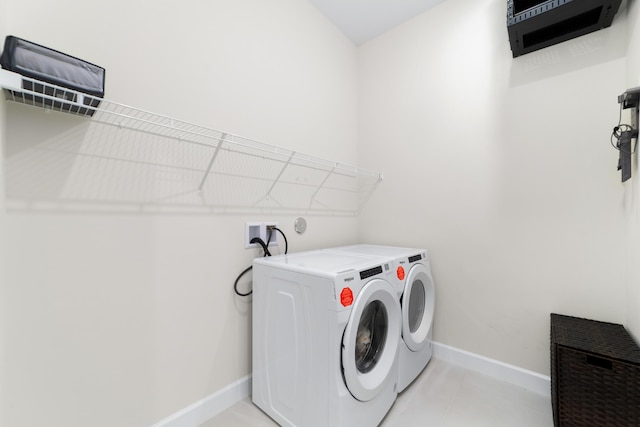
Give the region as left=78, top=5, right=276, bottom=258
left=198, top=133, right=228, bottom=192
left=357, top=173, right=383, bottom=213
left=265, top=151, right=295, bottom=198
left=310, top=165, right=336, bottom=204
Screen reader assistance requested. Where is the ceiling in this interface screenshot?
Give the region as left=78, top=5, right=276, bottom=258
left=308, top=0, right=447, bottom=45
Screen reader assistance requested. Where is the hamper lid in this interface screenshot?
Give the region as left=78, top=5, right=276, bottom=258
left=551, top=313, right=640, bottom=364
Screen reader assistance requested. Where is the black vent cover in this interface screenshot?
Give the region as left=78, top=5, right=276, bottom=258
left=507, top=0, right=622, bottom=57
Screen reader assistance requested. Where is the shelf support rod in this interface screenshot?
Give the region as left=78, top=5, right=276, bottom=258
left=310, top=165, right=336, bottom=202
left=357, top=174, right=383, bottom=213
left=198, top=133, right=228, bottom=192
left=266, top=152, right=295, bottom=197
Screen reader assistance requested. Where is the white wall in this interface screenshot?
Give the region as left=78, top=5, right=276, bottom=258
left=3, top=0, right=638, bottom=425
left=0, top=0, right=7, bottom=420
left=1, top=1, right=359, bottom=426
left=358, top=0, right=629, bottom=374
left=625, top=0, right=640, bottom=341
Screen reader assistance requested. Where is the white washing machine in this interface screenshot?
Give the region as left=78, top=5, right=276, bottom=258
left=330, top=245, right=435, bottom=393
left=252, top=250, right=401, bottom=427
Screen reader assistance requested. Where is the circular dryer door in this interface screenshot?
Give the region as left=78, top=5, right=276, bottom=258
left=401, top=263, right=435, bottom=352
left=342, top=279, right=401, bottom=402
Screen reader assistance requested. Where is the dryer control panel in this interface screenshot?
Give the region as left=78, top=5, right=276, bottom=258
left=334, top=262, right=393, bottom=309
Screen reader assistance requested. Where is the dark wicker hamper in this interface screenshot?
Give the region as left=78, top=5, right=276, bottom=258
left=550, top=314, right=640, bottom=427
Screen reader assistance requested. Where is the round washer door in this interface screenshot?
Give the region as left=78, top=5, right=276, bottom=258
left=342, top=278, right=401, bottom=402
left=402, top=263, right=435, bottom=352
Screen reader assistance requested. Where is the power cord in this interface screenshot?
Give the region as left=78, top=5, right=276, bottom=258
left=233, top=264, right=255, bottom=297
left=233, top=227, right=288, bottom=297
left=611, top=103, right=638, bottom=153
left=611, top=124, right=637, bottom=153
left=267, top=226, right=288, bottom=254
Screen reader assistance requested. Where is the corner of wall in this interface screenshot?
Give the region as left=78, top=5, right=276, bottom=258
left=0, top=87, right=5, bottom=427
left=0, top=13, right=7, bottom=427
left=626, top=0, right=640, bottom=342
left=628, top=0, right=640, bottom=85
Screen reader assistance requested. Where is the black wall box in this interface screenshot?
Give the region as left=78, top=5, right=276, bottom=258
left=507, top=0, right=622, bottom=58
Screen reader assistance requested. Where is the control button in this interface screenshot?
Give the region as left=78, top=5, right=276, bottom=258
left=397, top=266, right=405, bottom=280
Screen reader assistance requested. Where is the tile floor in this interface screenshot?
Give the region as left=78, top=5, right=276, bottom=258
left=202, top=358, right=553, bottom=426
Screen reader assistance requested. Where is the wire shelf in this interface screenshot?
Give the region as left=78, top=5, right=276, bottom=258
left=1, top=69, right=382, bottom=215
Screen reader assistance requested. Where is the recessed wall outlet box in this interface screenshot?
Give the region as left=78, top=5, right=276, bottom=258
left=245, top=222, right=279, bottom=248
left=507, top=0, right=622, bottom=58
left=245, top=222, right=262, bottom=249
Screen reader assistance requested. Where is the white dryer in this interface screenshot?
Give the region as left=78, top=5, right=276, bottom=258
left=330, top=245, right=435, bottom=393
left=252, top=250, right=401, bottom=427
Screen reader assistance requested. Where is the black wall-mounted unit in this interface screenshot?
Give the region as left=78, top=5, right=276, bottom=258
left=507, top=0, right=622, bottom=58
left=0, top=35, right=105, bottom=116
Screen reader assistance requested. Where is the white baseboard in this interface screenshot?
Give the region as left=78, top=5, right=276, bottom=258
left=149, top=375, right=251, bottom=427
left=432, top=342, right=551, bottom=397
left=150, top=343, right=550, bottom=426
